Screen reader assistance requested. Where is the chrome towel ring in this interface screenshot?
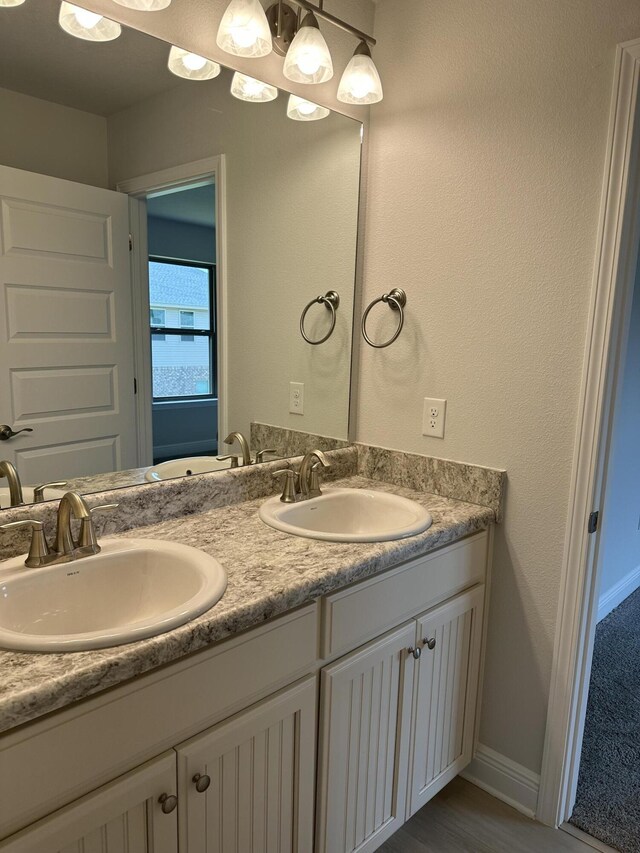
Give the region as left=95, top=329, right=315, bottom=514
left=361, top=288, right=407, bottom=348
left=300, top=290, right=340, bottom=345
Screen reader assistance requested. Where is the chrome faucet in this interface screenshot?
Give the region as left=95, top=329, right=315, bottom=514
left=0, top=460, right=24, bottom=507
left=222, top=432, right=252, bottom=466
left=0, top=490, right=118, bottom=568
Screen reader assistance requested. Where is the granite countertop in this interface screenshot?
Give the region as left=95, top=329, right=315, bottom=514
left=0, top=475, right=495, bottom=735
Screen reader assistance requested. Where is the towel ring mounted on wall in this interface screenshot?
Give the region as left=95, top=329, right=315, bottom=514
left=361, top=288, right=407, bottom=348
left=300, top=290, right=340, bottom=345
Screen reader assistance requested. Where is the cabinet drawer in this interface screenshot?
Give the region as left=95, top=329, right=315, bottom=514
left=0, top=604, right=318, bottom=840
left=321, top=532, right=487, bottom=658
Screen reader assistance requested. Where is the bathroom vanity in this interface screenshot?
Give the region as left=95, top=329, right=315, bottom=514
left=0, top=466, right=496, bottom=853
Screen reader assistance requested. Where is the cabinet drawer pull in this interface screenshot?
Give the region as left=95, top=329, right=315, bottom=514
left=192, top=772, right=211, bottom=793
left=408, top=646, right=421, bottom=659
left=423, top=637, right=437, bottom=650
left=158, top=792, right=178, bottom=814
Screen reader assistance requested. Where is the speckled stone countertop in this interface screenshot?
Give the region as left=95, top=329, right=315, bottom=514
left=0, top=475, right=495, bottom=735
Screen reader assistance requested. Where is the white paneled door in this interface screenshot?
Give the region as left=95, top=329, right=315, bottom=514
left=0, top=165, right=137, bottom=488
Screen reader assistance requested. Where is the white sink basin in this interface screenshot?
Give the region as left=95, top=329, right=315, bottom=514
left=145, top=456, right=235, bottom=482
left=259, top=487, right=433, bottom=543
left=0, top=539, right=227, bottom=652
left=0, top=485, right=67, bottom=509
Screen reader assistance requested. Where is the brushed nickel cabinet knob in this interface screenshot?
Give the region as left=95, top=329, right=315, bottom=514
left=192, top=773, right=211, bottom=793
left=423, top=637, right=437, bottom=650
left=158, top=793, right=178, bottom=814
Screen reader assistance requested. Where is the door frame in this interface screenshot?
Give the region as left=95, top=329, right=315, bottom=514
left=537, top=38, right=640, bottom=826
left=117, top=155, right=228, bottom=461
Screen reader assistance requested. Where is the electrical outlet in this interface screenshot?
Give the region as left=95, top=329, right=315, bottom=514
left=289, top=381, right=304, bottom=415
left=422, top=398, right=446, bottom=438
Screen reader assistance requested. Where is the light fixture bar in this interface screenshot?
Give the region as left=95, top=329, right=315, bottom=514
left=287, top=0, right=375, bottom=47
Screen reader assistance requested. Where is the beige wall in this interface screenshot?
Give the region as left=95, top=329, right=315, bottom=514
left=109, top=74, right=361, bottom=441
left=362, top=0, right=640, bottom=775
left=0, top=87, right=108, bottom=187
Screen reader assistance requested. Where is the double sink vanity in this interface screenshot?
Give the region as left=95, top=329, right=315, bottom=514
left=0, top=442, right=503, bottom=853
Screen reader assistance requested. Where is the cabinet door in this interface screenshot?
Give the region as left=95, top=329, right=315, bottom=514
left=176, top=676, right=316, bottom=853
left=316, top=622, right=416, bottom=853
left=0, top=752, right=178, bottom=853
left=408, top=585, right=485, bottom=817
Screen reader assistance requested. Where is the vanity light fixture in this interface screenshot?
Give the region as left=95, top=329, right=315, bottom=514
left=168, top=46, right=221, bottom=80
left=0, top=0, right=26, bottom=7
left=216, top=0, right=272, bottom=58
left=218, top=0, right=383, bottom=104
left=111, top=0, right=171, bottom=10
left=282, top=10, right=332, bottom=84
left=286, top=93, right=328, bottom=121
left=231, top=72, right=278, bottom=102
left=59, top=2, right=121, bottom=40
left=337, top=40, right=383, bottom=104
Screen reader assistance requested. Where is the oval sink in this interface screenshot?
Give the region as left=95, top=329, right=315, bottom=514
left=0, top=486, right=67, bottom=509
left=259, top=488, right=433, bottom=543
left=145, top=456, right=235, bottom=482
left=0, top=539, right=227, bottom=652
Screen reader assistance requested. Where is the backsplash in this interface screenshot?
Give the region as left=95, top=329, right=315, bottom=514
left=250, top=422, right=350, bottom=457
left=356, top=444, right=506, bottom=522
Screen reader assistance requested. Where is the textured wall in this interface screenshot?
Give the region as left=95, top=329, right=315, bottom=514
left=597, top=267, right=640, bottom=607
left=362, top=0, right=640, bottom=774
left=0, top=87, right=108, bottom=187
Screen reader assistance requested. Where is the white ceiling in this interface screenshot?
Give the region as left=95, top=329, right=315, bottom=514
left=0, top=0, right=191, bottom=116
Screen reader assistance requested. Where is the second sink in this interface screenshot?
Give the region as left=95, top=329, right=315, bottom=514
left=259, top=487, right=433, bottom=543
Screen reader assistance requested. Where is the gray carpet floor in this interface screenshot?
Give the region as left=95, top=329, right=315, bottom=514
left=569, top=585, right=640, bottom=852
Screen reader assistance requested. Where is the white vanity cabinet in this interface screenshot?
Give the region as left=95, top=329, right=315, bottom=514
left=315, top=536, right=487, bottom=853
left=0, top=752, right=179, bottom=853
left=0, top=528, right=491, bottom=853
left=175, top=677, right=317, bottom=853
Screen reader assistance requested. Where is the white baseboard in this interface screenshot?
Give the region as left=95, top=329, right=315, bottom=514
left=153, top=438, right=217, bottom=459
left=461, top=743, right=540, bottom=818
left=597, top=563, right=640, bottom=622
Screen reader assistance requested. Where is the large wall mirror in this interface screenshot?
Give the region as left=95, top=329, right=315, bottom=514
left=0, top=0, right=362, bottom=509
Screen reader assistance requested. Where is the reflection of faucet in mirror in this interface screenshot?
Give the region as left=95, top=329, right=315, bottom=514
left=0, top=490, right=118, bottom=568
left=222, top=432, right=252, bottom=466
left=0, top=461, right=24, bottom=507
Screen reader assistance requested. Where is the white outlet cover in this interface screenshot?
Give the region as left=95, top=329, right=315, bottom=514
left=289, top=381, right=304, bottom=415
left=422, top=398, right=446, bottom=438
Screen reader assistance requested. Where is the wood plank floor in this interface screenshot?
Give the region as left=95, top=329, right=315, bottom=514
left=379, top=778, right=598, bottom=853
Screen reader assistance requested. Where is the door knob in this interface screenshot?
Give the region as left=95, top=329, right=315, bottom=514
left=0, top=425, right=33, bottom=441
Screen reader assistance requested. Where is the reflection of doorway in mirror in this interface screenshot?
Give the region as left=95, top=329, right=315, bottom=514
left=146, top=185, right=218, bottom=464
left=118, top=158, right=225, bottom=470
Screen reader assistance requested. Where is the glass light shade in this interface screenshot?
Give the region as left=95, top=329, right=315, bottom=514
left=111, top=0, right=171, bottom=9
left=0, top=0, right=26, bottom=7
left=230, top=72, right=278, bottom=102
left=286, top=94, right=329, bottom=122
left=168, top=46, right=221, bottom=80
left=58, top=2, right=121, bottom=41
left=337, top=50, right=383, bottom=104
left=283, top=13, right=332, bottom=84
left=216, top=0, right=272, bottom=58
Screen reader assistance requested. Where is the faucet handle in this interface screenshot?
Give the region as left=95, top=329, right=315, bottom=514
left=33, top=481, right=68, bottom=503
left=308, top=462, right=325, bottom=497
left=78, top=503, right=119, bottom=550
left=216, top=454, right=240, bottom=469
left=273, top=469, right=299, bottom=503
left=255, top=448, right=277, bottom=463
left=0, top=519, right=51, bottom=567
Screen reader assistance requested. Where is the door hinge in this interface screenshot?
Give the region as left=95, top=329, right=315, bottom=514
left=588, top=510, right=599, bottom=534
left=133, top=377, right=137, bottom=395
left=129, top=233, right=133, bottom=251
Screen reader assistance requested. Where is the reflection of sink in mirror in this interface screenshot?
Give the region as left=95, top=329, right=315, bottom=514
left=0, top=0, right=360, bottom=509
left=0, top=539, right=227, bottom=652
left=0, top=486, right=67, bottom=510
left=259, top=488, right=433, bottom=543
left=146, top=456, right=236, bottom=482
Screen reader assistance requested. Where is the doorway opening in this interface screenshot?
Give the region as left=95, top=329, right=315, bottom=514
left=145, top=184, right=217, bottom=464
